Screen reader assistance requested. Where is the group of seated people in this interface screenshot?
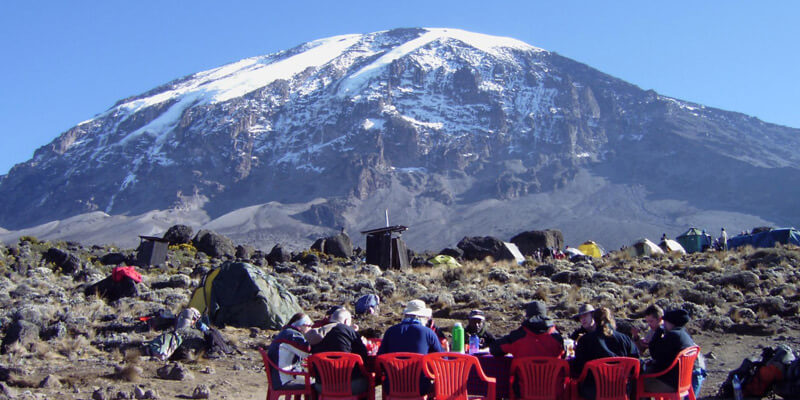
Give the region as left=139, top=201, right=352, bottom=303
left=267, top=298, right=698, bottom=399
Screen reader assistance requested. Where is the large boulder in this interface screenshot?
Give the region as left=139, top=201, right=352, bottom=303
left=84, top=275, right=138, bottom=302
left=235, top=244, right=255, bottom=260
left=439, top=247, right=464, bottom=259
left=163, top=224, right=194, bottom=245
left=266, top=244, right=291, bottom=265
left=43, top=248, right=81, bottom=274
left=457, top=236, right=519, bottom=261
left=310, top=232, right=353, bottom=258
left=99, top=252, right=129, bottom=266
left=192, top=230, right=235, bottom=258
left=1, top=320, right=40, bottom=353
left=510, top=229, right=564, bottom=256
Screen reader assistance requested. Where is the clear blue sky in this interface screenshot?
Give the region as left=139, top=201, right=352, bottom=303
left=2, top=2, right=798, bottom=175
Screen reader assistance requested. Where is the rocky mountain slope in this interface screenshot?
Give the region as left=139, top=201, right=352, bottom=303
left=1, top=28, right=798, bottom=250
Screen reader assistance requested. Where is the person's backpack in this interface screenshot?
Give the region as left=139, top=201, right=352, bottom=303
left=355, top=294, right=380, bottom=315
left=204, top=327, right=234, bottom=358
left=720, top=345, right=795, bottom=399
left=719, top=357, right=762, bottom=398
left=145, top=331, right=182, bottom=361
left=776, top=358, right=800, bottom=400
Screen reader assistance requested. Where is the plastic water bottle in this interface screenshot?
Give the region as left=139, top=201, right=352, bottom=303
left=451, top=323, right=464, bottom=353
left=469, top=334, right=480, bottom=354
left=732, top=374, right=743, bottom=400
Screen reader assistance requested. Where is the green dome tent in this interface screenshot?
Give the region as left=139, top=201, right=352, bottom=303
left=188, top=262, right=301, bottom=330
left=676, top=228, right=713, bottom=254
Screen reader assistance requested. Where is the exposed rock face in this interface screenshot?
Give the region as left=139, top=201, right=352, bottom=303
left=310, top=232, right=354, bottom=258
left=43, top=248, right=82, bottom=274
left=511, top=230, right=565, bottom=255
left=0, top=28, right=798, bottom=251
left=457, top=236, right=514, bottom=261
left=163, top=224, right=194, bottom=245
left=266, top=244, right=291, bottom=265
left=192, top=230, right=234, bottom=258
left=1, top=319, right=40, bottom=353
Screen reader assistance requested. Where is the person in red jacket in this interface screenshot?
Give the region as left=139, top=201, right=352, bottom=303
left=490, top=301, right=564, bottom=358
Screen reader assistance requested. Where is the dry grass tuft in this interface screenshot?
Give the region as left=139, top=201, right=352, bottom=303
left=533, top=286, right=549, bottom=302
left=116, top=365, right=142, bottom=382
left=54, top=334, right=99, bottom=360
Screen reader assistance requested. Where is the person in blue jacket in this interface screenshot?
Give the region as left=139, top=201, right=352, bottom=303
left=377, top=299, right=442, bottom=395
left=377, top=299, right=442, bottom=355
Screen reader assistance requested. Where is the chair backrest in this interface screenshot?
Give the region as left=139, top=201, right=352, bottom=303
left=308, top=352, right=366, bottom=397
left=375, top=352, right=425, bottom=398
left=259, top=347, right=280, bottom=387
left=422, top=353, right=480, bottom=400
left=583, top=357, right=639, bottom=400
left=510, top=357, right=569, bottom=400
left=675, top=346, right=700, bottom=394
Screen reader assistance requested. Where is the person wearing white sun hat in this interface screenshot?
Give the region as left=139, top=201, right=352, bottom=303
left=376, top=299, right=441, bottom=355
left=376, top=299, right=442, bottom=396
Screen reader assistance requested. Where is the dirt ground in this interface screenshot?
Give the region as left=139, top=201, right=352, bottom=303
left=11, top=328, right=799, bottom=400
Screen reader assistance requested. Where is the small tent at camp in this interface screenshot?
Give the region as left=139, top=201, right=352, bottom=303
left=728, top=228, right=800, bottom=250
left=189, top=262, right=301, bottom=330
left=627, top=238, right=664, bottom=257
left=676, top=228, right=713, bottom=254
left=577, top=241, right=605, bottom=258
left=564, top=247, right=584, bottom=258
left=659, top=239, right=687, bottom=254
left=429, top=255, right=462, bottom=268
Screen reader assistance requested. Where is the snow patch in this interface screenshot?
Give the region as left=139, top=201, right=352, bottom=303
left=110, top=34, right=362, bottom=139
left=341, top=28, right=542, bottom=95
left=660, top=95, right=703, bottom=112
left=400, top=114, right=443, bottom=130
left=362, top=118, right=385, bottom=130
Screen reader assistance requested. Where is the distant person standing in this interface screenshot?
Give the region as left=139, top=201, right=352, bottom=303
left=720, top=228, right=728, bottom=251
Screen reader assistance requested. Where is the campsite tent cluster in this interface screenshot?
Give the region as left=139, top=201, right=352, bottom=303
left=177, top=227, right=797, bottom=331
left=94, top=225, right=800, bottom=335
left=542, top=226, right=800, bottom=260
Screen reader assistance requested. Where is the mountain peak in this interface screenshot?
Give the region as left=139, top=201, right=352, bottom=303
left=1, top=27, right=798, bottom=250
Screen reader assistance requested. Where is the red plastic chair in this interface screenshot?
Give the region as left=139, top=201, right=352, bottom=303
left=572, top=357, right=639, bottom=400
left=422, top=352, right=496, bottom=400
left=307, top=352, right=375, bottom=400
left=636, top=346, right=700, bottom=400
left=258, top=347, right=312, bottom=400
left=510, top=357, right=570, bottom=400
left=375, top=352, right=427, bottom=400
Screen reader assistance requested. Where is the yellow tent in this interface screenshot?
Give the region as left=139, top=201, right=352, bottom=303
left=188, top=268, right=221, bottom=314
left=429, top=254, right=462, bottom=268
left=577, top=241, right=605, bottom=258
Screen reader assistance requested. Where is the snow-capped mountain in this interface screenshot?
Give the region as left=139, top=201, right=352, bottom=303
left=1, top=27, right=798, bottom=250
